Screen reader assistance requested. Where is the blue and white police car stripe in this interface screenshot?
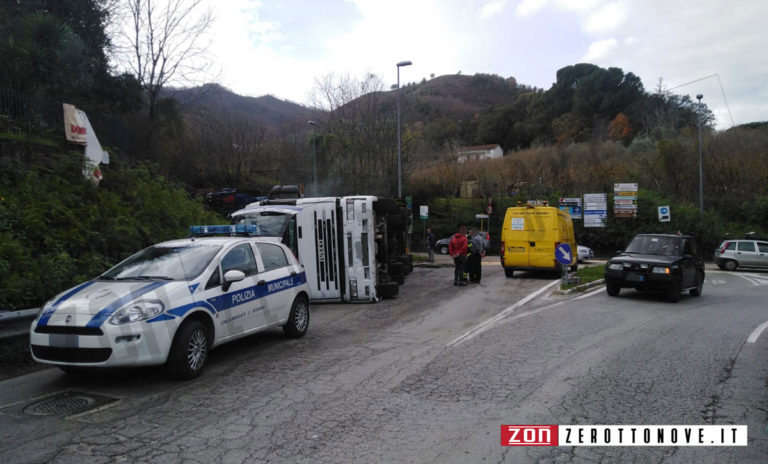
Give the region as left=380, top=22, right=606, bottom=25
left=85, top=281, right=168, bottom=328
left=37, top=281, right=96, bottom=326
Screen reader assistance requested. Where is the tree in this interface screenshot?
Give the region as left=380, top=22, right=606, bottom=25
left=608, top=113, right=632, bottom=144
left=112, top=0, right=213, bottom=118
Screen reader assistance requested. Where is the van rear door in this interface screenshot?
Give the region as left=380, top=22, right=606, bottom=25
left=528, top=210, right=555, bottom=269
left=506, top=211, right=531, bottom=267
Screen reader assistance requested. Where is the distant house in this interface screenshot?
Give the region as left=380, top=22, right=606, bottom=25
left=457, top=144, right=503, bottom=163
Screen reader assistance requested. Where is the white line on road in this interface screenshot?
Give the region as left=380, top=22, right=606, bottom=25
left=746, top=320, right=768, bottom=344
left=447, top=280, right=559, bottom=347
left=573, top=287, right=605, bottom=300
left=730, top=272, right=766, bottom=286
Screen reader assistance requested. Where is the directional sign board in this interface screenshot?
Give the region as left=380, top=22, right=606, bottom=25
left=419, top=205, right=428, bottom=219
left=658, top=205, right=670, bottom=222
left=555, top=243, right=572, bottom=266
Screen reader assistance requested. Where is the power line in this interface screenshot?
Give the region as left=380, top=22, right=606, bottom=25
left=667, top=73, right=735, bottom=127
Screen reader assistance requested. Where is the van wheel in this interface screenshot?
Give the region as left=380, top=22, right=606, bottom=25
left=690, top=271, right=704, bottom=296
left=606, top=284, right=620, bottom=296
left=723, top=260, right=737, bottom=271
left=283, top=296, right=310, bottom=338
left=168, top=320, right=209, bottom=380
left=504, top=268, right=514, bottom=278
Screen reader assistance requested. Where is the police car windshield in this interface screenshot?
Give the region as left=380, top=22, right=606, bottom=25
left=625, top=236, right=680, bottom=256
left=101, top=245, right=221, bottom=281
left=235, top=212, right=289, bottom=237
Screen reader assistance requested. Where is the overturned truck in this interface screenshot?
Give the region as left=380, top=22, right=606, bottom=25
left=230, top=192, right=412, bottom=303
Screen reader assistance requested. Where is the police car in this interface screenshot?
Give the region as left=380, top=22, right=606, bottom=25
left=30, top=225, right=310, bottom=379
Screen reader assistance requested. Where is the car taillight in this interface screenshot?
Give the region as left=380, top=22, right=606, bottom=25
left=719, top=242, right=729, bottom=253
left=500, top=240, right=505, bottom=259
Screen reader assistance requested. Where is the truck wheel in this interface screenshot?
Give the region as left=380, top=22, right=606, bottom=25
left=283, top=295, right=310, bottom=338
left=666, top=277, right=682, bottom=303
left=389, top=262, right=405, bottom=276
left=504, top=268, right=514, bottom=278
left=723, top=260, right=737, bottom=271
left=168, top=320, right=210, bottom=380
left=606, top=284, right=620, bottom=296
left=690, top=271, right=704, bottom=296
left=377, top=282, right=399, bottom=299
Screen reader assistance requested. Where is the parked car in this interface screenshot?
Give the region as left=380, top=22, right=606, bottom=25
left=435, top=231, right=490, bottom=255
left=577, top=245, right=594, bottom=262
left=30, top=225, right=311, bottom=379
left=714, top=239, right=768, bottom=270
left=604, top=234, right=704, bottom=302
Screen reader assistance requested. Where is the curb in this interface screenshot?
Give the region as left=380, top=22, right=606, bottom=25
left=553, top=278, right=605, bottom=296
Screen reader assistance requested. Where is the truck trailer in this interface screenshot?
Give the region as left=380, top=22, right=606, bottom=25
left=230, top=194, right=412, bottom=303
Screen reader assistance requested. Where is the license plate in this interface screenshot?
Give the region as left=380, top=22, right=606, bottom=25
left=626, top=273, right=644, bottom=282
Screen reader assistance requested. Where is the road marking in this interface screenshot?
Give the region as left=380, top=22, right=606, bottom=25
left=747, top=320, right=768, bottom=344
left=573, top=287, right=605, bottom=300
left=731, top=273, right=764, bottom=286
left=447, top=280, right=559, bottom=347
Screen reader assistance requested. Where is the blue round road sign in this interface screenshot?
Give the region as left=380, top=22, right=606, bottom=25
left=555, top=244, right=572, bottom=266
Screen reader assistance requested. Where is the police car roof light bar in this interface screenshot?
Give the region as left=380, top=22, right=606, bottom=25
left=189, top=224, right=258, bottom=236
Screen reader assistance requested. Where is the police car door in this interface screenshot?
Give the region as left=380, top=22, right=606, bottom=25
left=202, top=243, right=268, bottom=341
left=253, top=243, right=296, bottom=324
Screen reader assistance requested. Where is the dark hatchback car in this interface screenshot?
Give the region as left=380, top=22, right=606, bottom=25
left=604, top=234, right=704, bottom=302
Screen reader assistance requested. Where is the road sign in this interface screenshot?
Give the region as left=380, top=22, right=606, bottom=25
left=555, top=243, right=572, bottom=266
left=405, top=196, right=412, bottom=210
left=419, top=205, right=428, bottom=219
left=658, top=205, right=670, bottom=222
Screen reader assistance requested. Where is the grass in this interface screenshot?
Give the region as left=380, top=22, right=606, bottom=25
left=561, top=264, right=606, bottom=291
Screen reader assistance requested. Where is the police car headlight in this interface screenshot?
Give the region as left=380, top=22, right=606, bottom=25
left=109, top=299, right=165, bottom=325
left=608, top=263, right=623, bottom=271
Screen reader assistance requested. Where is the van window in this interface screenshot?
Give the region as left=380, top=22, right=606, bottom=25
left=255, top=243, right=289, bottom=271
left=737, top=241, right=756, bottom=252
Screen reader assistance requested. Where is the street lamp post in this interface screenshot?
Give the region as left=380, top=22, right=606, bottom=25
left=396, top=60, right=412, bottom=199
left=308, top=120, right=318, bottom=196
left=696, top=94, right=703, bottom=217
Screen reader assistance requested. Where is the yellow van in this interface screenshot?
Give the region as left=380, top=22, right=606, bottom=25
left=500, top=205, right=577, bottom=277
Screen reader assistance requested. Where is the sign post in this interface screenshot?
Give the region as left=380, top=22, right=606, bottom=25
left=419, top=205, right=429, bottom=251
left=555, top=243, right=573, bottom=286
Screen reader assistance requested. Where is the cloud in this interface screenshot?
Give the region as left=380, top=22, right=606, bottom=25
left=479, top=0, right=508, bottom=20
left=516, top=0, right=548, bottom=17
left=582, top=38, right=618, bottom=62
left=582, top=2, right=627, bottom=34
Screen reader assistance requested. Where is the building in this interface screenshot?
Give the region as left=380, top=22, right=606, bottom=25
left=457, top=144, right=503, bottom=163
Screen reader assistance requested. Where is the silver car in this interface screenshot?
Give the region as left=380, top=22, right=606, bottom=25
left=714, top=239, right=768, bottom=270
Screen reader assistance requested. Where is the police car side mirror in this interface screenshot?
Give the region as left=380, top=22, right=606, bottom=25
left=222, top=270, right=245, bottom=292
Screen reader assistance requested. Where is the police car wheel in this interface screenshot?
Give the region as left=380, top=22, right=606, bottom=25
left=284, top=296, right=310, bottom=338
left=168, top=320, right=209, bottom=380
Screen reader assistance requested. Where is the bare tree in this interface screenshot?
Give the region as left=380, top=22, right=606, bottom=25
left=112, top=0, right=214, bottom=118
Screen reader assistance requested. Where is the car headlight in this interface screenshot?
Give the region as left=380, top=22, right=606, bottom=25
left=651, top=266, right=670, bottom=274
left=608, top=263, right=623, bottom=271
left=108, top=299, right=165, bottom=325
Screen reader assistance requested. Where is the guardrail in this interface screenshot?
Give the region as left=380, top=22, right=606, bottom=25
left=0, top=309, right=38, bottom=339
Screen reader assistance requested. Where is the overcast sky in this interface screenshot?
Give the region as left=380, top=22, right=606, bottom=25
left=201, top=0, right=767, bottom=129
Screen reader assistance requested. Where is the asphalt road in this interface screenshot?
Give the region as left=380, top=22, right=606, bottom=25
left=1, top=262, right=766, bottom=463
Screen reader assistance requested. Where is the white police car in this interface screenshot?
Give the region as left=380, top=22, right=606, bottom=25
left=30, top=225, right=310, bottom=379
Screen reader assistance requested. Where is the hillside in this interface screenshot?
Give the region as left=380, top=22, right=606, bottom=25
left=165, top=84, right=318, bottom=129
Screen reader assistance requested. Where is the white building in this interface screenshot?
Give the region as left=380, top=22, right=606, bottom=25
left=457, top=144, right=503, bottom=163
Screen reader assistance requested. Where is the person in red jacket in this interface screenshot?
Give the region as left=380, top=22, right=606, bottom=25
left=449, top=224, right=468, bottom=286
